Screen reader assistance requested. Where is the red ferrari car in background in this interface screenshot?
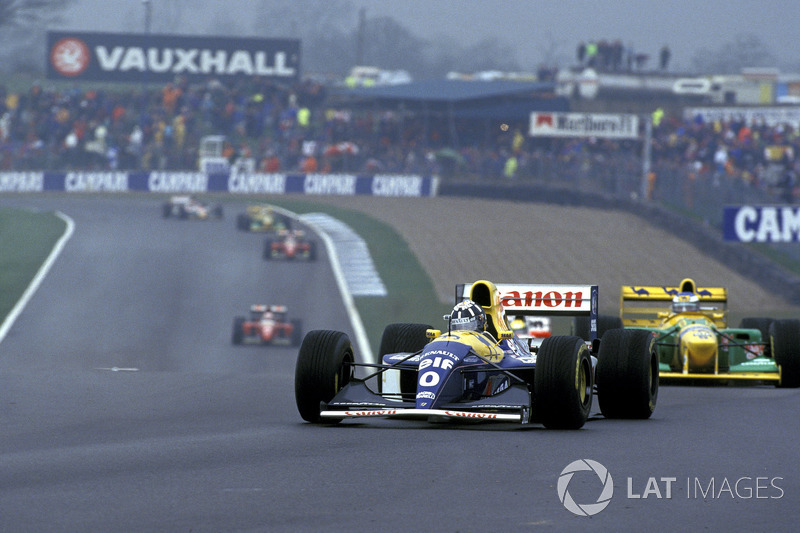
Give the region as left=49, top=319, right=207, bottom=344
left=263, top=229, right=316, bottom=261
left=231, top=304, right=302, bottom=347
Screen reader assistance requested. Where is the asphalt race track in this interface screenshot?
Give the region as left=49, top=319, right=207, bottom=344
left=0, top=195, right=798, bottom=532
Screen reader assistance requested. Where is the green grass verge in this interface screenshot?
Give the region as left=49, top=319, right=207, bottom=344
left=0, top=208, right=67, bottom=321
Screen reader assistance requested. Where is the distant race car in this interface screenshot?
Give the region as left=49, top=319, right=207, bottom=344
left=236, top=204, right=291, bottom=232
left=231, top=304, right=302, bottom=346
left=162, top=195, right=223, bottom=220
left=295, top=279, right=658, bottom=428
left=508, top=315, right=551, bottom=347
left=264, top=229, right=316, bottom=261
left=619, top=278, right=800, bottom=387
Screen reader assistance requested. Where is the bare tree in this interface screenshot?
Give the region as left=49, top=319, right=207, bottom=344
left=0, top=0, right=76, bottom=29
left=0, top=0, right=78, bottom=74
left=423, top=35, right=521, bottom=78
left=691, top=33, right=777, bottom=74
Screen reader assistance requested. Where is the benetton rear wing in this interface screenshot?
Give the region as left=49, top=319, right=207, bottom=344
left=620, top=285, right=728, bottom=327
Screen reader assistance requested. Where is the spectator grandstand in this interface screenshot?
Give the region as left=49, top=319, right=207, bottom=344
left=0, top=75, right=797, bottom=219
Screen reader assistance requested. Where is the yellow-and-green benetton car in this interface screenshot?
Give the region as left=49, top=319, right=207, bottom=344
left=236, top=204, right=291, bottom=232
left=620, top=278, right=800, bottom=387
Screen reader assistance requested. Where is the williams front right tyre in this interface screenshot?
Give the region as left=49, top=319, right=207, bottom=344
left=295, top=330, right=354, bottom=423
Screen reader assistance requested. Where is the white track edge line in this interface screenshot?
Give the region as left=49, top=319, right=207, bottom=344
left=271, top=206, right=374, bottom=365
left=0, top=211, right=75, bottom=344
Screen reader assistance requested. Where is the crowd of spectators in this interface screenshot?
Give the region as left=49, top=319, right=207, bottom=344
left=0, top=76, right=797, bottom=204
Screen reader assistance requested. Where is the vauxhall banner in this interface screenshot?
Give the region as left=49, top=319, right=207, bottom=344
left=723, top=205, right=800, bottom=243
left=46, top=31, right=300, bottom=83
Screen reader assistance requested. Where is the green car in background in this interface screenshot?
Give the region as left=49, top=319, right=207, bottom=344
left=236, top=204, right=291, bottom=232
left=620, top=278, right=800, bottom=388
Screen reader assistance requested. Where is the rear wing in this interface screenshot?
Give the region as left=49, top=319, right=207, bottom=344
left=620, top=285, right=728, bottom=327
left=251, top=304, right=288, bottom=313
left=457, top=282, right=599, bottom=339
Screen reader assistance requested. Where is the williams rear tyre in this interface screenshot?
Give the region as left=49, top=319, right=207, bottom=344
left=534, top=335, right=592, bottom=429
left=263, top=239, right=273, bottom=260
left=295, top=330, right=354, bottom=423
left=378, top=323, right=432, bottom=395
left=231, top=316, right=245, bottom=345
left=596, top=328, right=658, bottom=419
left=572, top=314, right=624, bottom=342
left=236, top=214, right=249, bottom=231
left=770, top=319, right=800, bottom=388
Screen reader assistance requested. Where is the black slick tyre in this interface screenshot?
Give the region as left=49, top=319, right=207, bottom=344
left=596, top=328, right=658, bottom=419
left=377, top=323, right=431, bottom=395
left=770, top=319, right=800, bottom=388
left=572, top=314, right=623, bottom=341
left=231, top=317, right=245, bottom=345
left=295, top=330, right=354, bottom=423
left=534, top=335, right=592, bottom=429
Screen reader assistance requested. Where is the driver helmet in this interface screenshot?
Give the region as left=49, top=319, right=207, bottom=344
left=450, top=299, right=487, bottom=332
left=509, top=316, right=527, bottom=336
left=672, top=292, right=700, bottom=313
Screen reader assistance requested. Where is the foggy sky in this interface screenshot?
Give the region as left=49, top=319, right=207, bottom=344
left=60, top=0, right=800, bottom=73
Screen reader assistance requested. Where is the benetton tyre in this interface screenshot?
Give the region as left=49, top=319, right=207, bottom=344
left=770, top=319, right=800, bottom=388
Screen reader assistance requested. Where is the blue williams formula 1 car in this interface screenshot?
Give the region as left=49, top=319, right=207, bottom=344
left=295, top=280, right=658, bottom=429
